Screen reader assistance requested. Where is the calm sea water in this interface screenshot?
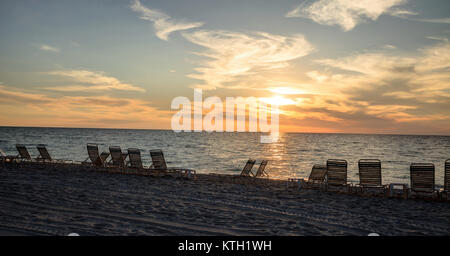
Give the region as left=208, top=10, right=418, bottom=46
left=1, top=127, right=449, bottom=187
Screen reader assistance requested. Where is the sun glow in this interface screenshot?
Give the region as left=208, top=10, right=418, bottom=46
left=259, top=95, right=296, bottom=106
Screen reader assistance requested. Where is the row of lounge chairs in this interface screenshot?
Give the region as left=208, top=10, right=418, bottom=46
left=0, top=144, right=70, bottom=163
left=1, top=144, right=196, bottom=178
left=83, top=143, right=196, bottom=178
left=2, top=144, right=448, bottom=200
left=296, top=159, right=450, bottom=200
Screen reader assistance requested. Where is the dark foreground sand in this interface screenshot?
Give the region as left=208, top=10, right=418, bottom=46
left=0, top=164, right=449, bottom=236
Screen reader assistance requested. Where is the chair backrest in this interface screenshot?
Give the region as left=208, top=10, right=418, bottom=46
left=150, top=149, right=167, bottom=170
left=128, top=148, right=143, bottom=168
left=254, top=160, right=269, bottom=177
left=326, top=159, right=347, bottom=186
left=410, top=163, right=435, bottom=192
left=109, top=146, right=125, bottom=167
left=16, top=144, right=31, bottom=160
left=87, top=143, right=103, bottom=166
left=36, top=144, right=52, bottom=161
left=358, top=159, right=381, bottom=187
left=308, top=164, right=327, bottom=183
left=240, top=159, right=256, bottom=176
left=445, top=159, right=450, bottom=192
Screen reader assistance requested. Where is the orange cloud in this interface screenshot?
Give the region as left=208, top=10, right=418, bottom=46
left=0, top=84, right=169, bottom=129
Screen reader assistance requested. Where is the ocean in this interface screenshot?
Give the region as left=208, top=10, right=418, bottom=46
left=0, top=127, right=449, bottom=187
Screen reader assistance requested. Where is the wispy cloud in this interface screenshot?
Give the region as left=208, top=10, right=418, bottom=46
left=130, top=0, right=203, bottom=40
left=425, top=36, right=449, bottom=42
left=286, top=0, right=412, bottom=31
left=183, top=30, right=314, bottom=90
left=383, top=44, right=397, bottom=49
left=45, top=70, right=145, bottom=92
left=39, top=44, right=60, bottom=53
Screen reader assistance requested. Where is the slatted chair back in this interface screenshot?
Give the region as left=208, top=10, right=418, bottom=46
left=150, top=149, right=167, bottom=170
left=308, top=164, right=327, bottom=183
left=16, top=144, right=31, bottom=160
left=240, top=159, right=256, bottom=176
left=254, top=160, right=269, bottom=177
left=445, top=159, right=450, bottom=192
left=128, top=148, right=143, bottom=168
left=326, top=159, right=347, bottom=186
left=410, top=163, right=435, bottom=193
left=109, top=146, right=125, bottom=167
left=358, top=159, right=382, bottom=187
left=36, top=144, right=52, bottom=161
left=87, top=143, right=103, bottom=166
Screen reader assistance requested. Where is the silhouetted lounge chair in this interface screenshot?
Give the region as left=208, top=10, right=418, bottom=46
left=127, top=148, right=143, bottom=169
left=326, top=159, right=351, bottom=193
left=149, top=149, right=196, bottom=178
left=240, top=159, right=256, bottom=176
left=309, top=164, right=327, bottom=183
left=254, top=160, right=269, bottom=178
left=36, top=144, right=52, bottom=162
left=357, top=159, right=387, bottom=195
left=84, top=143, right=107, bottom=167
left=16, top=144, right=32, bottom=161
left=109, top=146, right=127, bottom=167
left=304, top=164, right=327, bottom=189
left=409, top=163, right=438, bottom=199
left=36, top=144, right=72, bottom=164
left=441, top=159, right=450, bottom=200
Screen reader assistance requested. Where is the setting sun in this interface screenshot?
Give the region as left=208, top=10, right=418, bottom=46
left=259, top=96, right=297, bottom=106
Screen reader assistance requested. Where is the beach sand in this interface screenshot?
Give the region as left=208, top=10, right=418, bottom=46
left=0, top=163, right=449, bottom=236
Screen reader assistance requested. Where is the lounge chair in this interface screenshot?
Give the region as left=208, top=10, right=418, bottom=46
left=84, top=143, right=106, bottom=167
left=229, top=159, right=256, bottom=184
left=240, top=159, right=256, bottom=176
left=127, top=148, right=143, bottom=169
left=37, top=145, right=72, bottom=164
left=109, top=146, right=127, bottom=167
left=409, top=163, right=438, bottom=199
left=36, top=144, right=53, bottom=162
left=16, top=144, right=32, bottom=161
left=149, top=149, right=196, bottom=178
left=357, top=159, right=387, bottom=195
left=303, top=164, right=327, bottom=189
left=442, top=159, right=450, bottom=200
left=254, top=160, right=269, bottom=178
left=326, top=159, right=351, bottom=193
left=308, top=164, right=327, bottom=183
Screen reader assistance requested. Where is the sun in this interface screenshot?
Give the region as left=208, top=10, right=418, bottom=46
left=259, top=95, right=296, bottom=106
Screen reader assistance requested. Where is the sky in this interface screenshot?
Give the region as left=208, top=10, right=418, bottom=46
left=0, top=0, right=449, bottom=134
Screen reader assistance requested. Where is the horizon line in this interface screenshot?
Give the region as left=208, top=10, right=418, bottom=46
left=1, top=125, right=449, bottom=137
